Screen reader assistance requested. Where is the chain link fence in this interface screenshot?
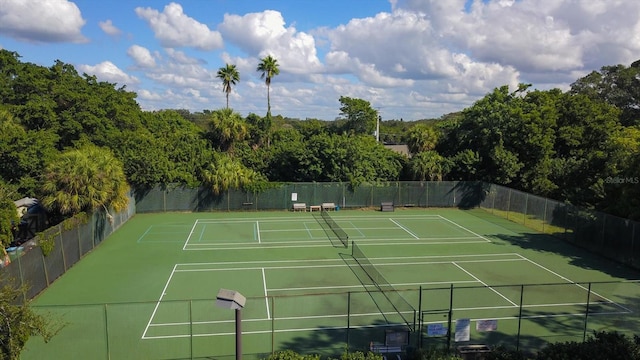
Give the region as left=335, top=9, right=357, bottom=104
left=6, top=181, right=640, bottom=358
left=480, top=183, right=640, bottom=269
left=24, top=280, right=640, bottom=359
left=2, top=195, right=136, bottom=299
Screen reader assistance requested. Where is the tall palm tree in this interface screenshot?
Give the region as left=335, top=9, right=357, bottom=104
left=256, top=55, right=280, bottom=116
left=216, top=64, right=240, bottom=109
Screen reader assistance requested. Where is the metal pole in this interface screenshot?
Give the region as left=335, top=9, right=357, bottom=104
left=447, top=284, right=453, bottom=352
left=583, top=283, right=592, bottom=342
left=516, top=285, right=524, bottom=352
left=347, top=292, right=351, bottom=351
left=104, top=304, right=110, bottom=360
left=417, top=286, right=423, bottom=349
left=189, top=300, right=193, bottom=360
left=236, top=309, right=242, bottom=360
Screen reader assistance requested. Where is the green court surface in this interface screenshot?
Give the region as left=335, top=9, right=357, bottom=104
left=23, top=208, right=640, bottom=359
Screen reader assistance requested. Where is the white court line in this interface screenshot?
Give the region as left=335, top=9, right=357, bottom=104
left=268, top=280, right=479, bottom=293
left=142, top=264, right=178, bottom=339
left=437, top=215, right=491, bottom=242
left=197, top=224, right=206, bottom=242
left=136, top=226, right=153, bottom=243
left=193, top=214, right=443, bottom=223
left=390, top=219, right=419, bottom=239
left=174, top=253, right=520, bottom=267
left=256, top=221, right=261, bottom=244
left=452, top=261, right=518, bottom=307
left=174, top=257, right=524, bottom=273
left=182, top=220, right=199, bottom=250
left=262, top=268, right=270, bottom=319
left=516, top=254, right=633, bottom=313
left=183, top=238, right=489, bottom=251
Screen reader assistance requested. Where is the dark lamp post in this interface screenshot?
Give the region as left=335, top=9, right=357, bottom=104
left=216, top=289, right=246, bottom=360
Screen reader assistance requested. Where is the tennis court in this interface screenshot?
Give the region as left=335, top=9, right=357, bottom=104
left=24, top=208, right=640, bottom=359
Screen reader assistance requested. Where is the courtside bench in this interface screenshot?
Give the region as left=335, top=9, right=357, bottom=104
left=381, top=202, right=394, bottom=212
left=322, top=202, right=337, bottom=211
left=292, top=203, right=307, bottom=212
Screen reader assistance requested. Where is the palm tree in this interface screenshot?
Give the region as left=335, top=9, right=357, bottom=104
left=405, top=124, right=439, bottom=155
left=41, top=145, right=129, bottom=216
left=256, top=55, right=280, bottom=116
left=209, top=108, right=247, bottom=156
left=202, top=154, right=263, bottom=195
left=216, top=64, right=240, bottom=109
left=409, top=151, right=450, bottom=181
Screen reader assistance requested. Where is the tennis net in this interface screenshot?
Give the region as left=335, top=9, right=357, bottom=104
left=351, top=242, right=416, bottom=330
left=314, top=209, right=349, bottom=247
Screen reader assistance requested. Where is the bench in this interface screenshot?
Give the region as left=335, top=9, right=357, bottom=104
left=322, top=202, right=336, bottom=211
left=292, top=203, right=307, bottom=212
left=370, top=342, right=402, bottom=358
left=309, top=205, right=321, bottom=212
left=381, top=202, right=394, bottom=212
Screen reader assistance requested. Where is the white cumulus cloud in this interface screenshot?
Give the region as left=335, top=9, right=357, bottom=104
left=127, top=45, right=156, bottom=68
left=219, top=10, right=323, bottom=75
left=135, top=2, right=223, bottom=51
left=78, top=61, right=139, bottom=86
left=98, top=19, right=122, bottom=37
left=0, top=0, right=87, bottom=43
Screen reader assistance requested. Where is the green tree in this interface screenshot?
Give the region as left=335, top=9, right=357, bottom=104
left=0, top=184, right=19, bottom=248
left=112, top=110, right=212, bottom=188
left=0, top=278, right=62, bottom=359
left=338, top=96, right=377, bottom=135
left=0, top=108, right=59, bottom=195
left=0, top=51, right=142, bottom=150
left=264, top=127, right=319, bottom=181
left=216, top=64, right=240, bottom=109
left=570, top=61, right=640, bottom=126
left=447, top=150, right=481, bottom=181
left=550, top=93, right=622, bottom=207
left=245, top=112, right=271, bottom=148
left=305, top=133, right=403, bottom=186
left=40, top=145, right=129, bottom=216
left=256, top=55, right=280, bottom=116
left=201, top=154, right=265, bottom=195
left=208, top=108, right=248, bottom=156
left=404, top=124, right=439, bottom=155
left=409, top=151, right=450, bottom=181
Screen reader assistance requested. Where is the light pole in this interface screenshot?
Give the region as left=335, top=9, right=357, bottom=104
left=216, top=289, right=246, bottom=360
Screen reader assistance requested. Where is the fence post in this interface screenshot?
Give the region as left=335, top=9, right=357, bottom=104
left=543, top=198, right=548, bottom=233
left=417, top=286, right=422, bottom=349
left=447, top=284, right=453, bottom=352
left=583, top=282, right=592, bottom=342
left=507, top=188, right=512, bottom=220
left=190, top=300, right=193, bottom=360
left=524, top=193, right=528, bottom=226
left=271, top=296, right=275, bottom=355
left=347, top=292, right=351, bottom=351
left=104, top=304, right=110, bottom=359
left=516, top=285, right=524, bottom=352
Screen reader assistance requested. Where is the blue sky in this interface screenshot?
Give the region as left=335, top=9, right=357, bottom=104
left=1, top=0, right=639, bottom=120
